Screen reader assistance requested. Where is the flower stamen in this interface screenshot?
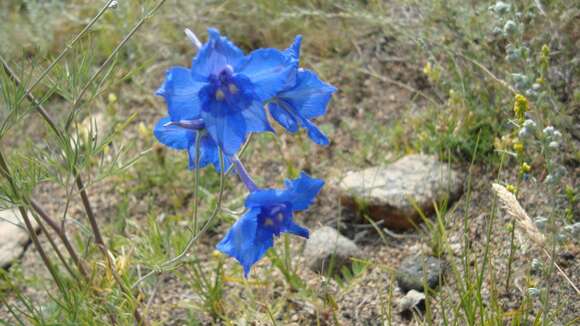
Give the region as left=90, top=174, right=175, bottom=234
left=228, top=83, right=238, bottom=94
left=215, top=89, right=225, bottom=101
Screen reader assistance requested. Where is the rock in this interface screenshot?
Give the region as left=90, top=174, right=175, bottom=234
left=396, top=255, right=445, bottom=293
left=0, top=209, right=37, bottom=268
left=337, top=154, right=463, bottom=230
left=398, top=289, right=426, bottom=319
left=303, top=226, right=363, bottom=275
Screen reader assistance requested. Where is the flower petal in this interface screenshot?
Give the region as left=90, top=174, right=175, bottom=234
left=155, top=67, right=205, bottom=121
left=283, top=35, right=302, bottom=61
left=301, top=117, right=330, bottom=146
left=191, top=28, right=245, bottom=78
left=187, top=133, right=231, bottom=171
left=231, top=74, right=273, bottom=133
left=216, top=208, right=274, bottom=277
left=153, top=117, right=194, bottom=150
left=245, top=189, right=291, bottom=209
left=278, top=69, right=336, bottom=119
left=284, top=172, right=325, bottom=211
left=201, top=103, right=247, bottom=156
left=241, top=101, right=274, bottom=133
left=268, top=102, right=299, bottom=133
left=236, top=48, right=298, bottom=102
left=282, top=221, right=309, bottom=239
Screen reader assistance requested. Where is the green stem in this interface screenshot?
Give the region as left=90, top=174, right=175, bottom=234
left=505, top=219, right=516, bottom=293
left=30, top=200, right=89, bottom=279
left=132, top=149, right=226, bottom=289
left=192, top=131, right=201, bottom=233
left=65, top=0, right=168, bottom=131
left=0, top=150, right=66, bottom=294
left=17, top=0, right=117, bottom=106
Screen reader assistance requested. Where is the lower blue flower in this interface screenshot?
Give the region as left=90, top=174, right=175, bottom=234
left=216, top=172, right=324, bottom=276
left=154, top=117, right=230, bottom=171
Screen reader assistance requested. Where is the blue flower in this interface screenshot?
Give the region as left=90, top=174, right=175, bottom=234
left=268, top=36, right=337, bottom=145
left=156, top=28, right=298, bottom=156
left=154, top=117, right=230, bottom=171
left=216, top=172, right=324, bottom=276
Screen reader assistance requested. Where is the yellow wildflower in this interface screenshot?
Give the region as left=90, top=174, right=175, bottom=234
left=513, top=94, right=528, bottom=122
left=521, top=162, right=531, bottom=173
left=506, top=184, right=517, bottom=194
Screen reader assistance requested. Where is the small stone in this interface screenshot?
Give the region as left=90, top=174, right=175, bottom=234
left=303, top=226, right=362, bottom=275
left=337, top=154, right=463, bottom=230
left=398, top=289, right=425, bottom=319
left=450, top=243, right=462, bottom=256
left=396, top=255, right=445, bottom=293
left=0, top=209, right=38, bottom=268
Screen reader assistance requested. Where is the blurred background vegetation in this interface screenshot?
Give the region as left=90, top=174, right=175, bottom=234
left=0, top=0, right=577, bottom=324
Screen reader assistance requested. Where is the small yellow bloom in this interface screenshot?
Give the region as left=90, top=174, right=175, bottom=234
left=513, top=141, right=524, bottom=153
left=423, top=62, right=432, bottom=76
left=423, top=62, right=441, bottom=83
left=513, top=94, right=528, bottom=122
left=506, top=184, right=517, bottom=194
left=540, top=44, right=550, bottom=71
left=137, top=122, right=149, bottom=139
left=521, top=162, right=531, bottom=173
left=108, top=93, right=118, bottom=104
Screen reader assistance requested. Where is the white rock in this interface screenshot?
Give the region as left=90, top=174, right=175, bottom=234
left=337, top=154, right=463, bottom=230
left=303, top=226, right=362, bottom=275
left=398, top=289, right=426, bottom=317
left=0, top=209, right=38, bottom=268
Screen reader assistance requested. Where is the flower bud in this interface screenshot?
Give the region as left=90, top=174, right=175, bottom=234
left=543, top=126, right=555, bottom=136
left=531, top=258, right=542, bottom=274
left=503, top=20, right=518, bottom=35
left=490, top=1, right=510, bottom=14
left=523, top=119, right=536, bottom=130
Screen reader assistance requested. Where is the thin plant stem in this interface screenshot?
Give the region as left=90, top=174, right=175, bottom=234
left=0, top=54, right=62, bottom=139
left=18, top=207, right=67, bottom=293
left=100, top=247, right=146, bottom=325
left=192, top=131, right=201, bottom=233
left=30, top=200, right=89, bottom=278
left=32, top=213, right=79, bottom=281
left=65, top=0, right=168, bottom=131
left=0, top=59, right=89, bottom=279
left=132, top=149, right=226, bottom=289
left=0, top=150, right=65, bottom=294
left=542, top=248, right=579, bottom=295
left=505, top=219, right=517, bottom=293
left=17, top=0, right=117, bottom=106
left=76, top=174, right=146, bottom=324
left=75, top=175, right=104, bottom=246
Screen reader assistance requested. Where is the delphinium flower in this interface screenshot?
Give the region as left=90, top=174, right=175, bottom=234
left=153, top=28, right=334, bottom=278
left=154, top=28, right=299, bottom=160
left=267, top=36, right=337, bottom=145
left=217, top=171, right=324, bottom=276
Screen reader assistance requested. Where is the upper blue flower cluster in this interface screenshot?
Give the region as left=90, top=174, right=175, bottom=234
left=153, top=28, right=335, bottom=276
